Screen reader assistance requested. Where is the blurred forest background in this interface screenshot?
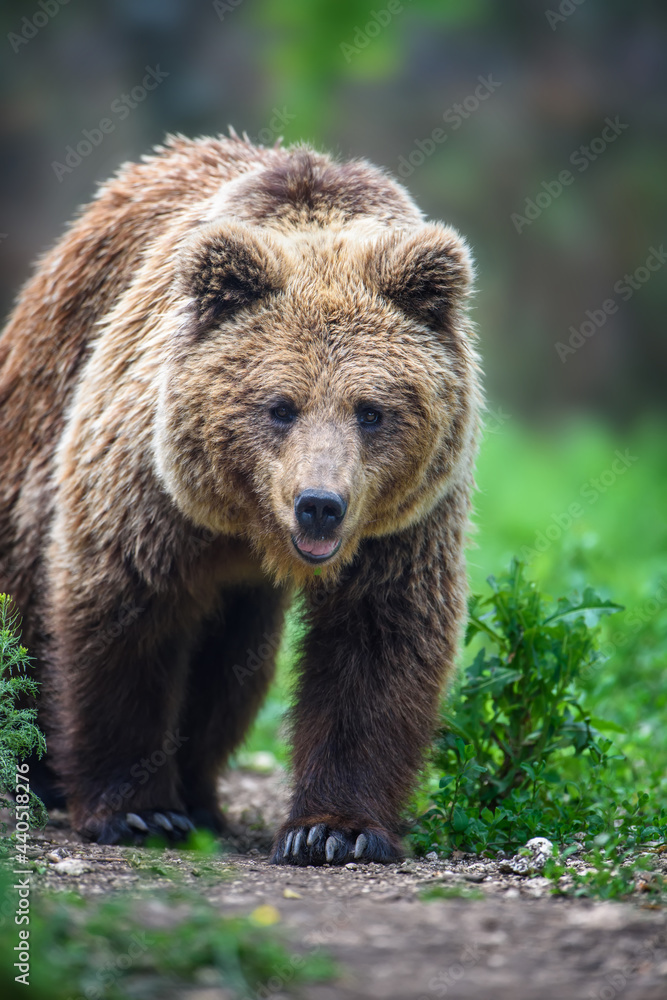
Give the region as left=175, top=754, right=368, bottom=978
left=1, top=1, right=666, bottom=781
left=1, top=0, right=665, bottom=421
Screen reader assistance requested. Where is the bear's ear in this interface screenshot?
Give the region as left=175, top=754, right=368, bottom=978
left=367, top=223, right=474, bottom=333
left=179, top=221, right=290, bottom=334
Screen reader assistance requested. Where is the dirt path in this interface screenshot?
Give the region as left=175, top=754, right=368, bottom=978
left=21, top=769, right=667, bottom=999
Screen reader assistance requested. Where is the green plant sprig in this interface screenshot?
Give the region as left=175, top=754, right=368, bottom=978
left=0, top=594, right=47, bottom=832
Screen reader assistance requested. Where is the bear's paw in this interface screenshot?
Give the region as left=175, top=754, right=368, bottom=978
left=270, top=820, right=401, bottom=866
left=81, top=809, right=195, bottom=845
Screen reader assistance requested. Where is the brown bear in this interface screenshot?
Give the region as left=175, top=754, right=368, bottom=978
left=0, top=134, right=481, bottom=864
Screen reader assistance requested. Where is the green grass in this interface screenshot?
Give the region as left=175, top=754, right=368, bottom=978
left=0, top=873, right=334, bottom=1000
left=419, top=884, right=484, bottom=901
left=472, top=420, right=667, bottom=619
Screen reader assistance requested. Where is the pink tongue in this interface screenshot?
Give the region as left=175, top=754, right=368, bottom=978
left=297, top=538, right=338, bottom=557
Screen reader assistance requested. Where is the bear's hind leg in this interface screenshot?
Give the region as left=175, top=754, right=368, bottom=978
left=178, top=583, right=288, bottom=833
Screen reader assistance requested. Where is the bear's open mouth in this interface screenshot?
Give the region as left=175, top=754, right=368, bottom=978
left=291, top=536, right=342, bottom=563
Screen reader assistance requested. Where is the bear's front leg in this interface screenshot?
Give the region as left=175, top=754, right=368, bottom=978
left=271, top=512, right=466, bottom=865
left=45, top=557, right=197, bottom=844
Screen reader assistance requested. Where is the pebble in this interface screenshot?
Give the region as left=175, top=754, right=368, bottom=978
left=52, top=858, right=93, bottom=876
left=45, top=849, right=70, bottom=864
left=498, top=837, right=554, bottom=875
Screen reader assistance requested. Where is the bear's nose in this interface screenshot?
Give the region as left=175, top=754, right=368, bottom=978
left=294, top=490, right=347, bottom=537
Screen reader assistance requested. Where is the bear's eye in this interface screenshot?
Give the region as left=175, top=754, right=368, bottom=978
left=357, top=407, right=382, bottom=428
left=270, top=403, right=297, bottom=424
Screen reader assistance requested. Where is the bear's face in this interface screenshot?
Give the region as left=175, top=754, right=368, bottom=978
left=155, top=220, right=478, bottom=585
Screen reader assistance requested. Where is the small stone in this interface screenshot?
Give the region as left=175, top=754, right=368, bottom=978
left=345, top=862, right=358, bottom=870
left=425, top=851, right=439, bottom=862
left=464, top=872, right=486, bottom=883
left=499, top=837, right=554, bottom=876
left=52, top=858, right=93, bottom=876
left=524, top=837, right=554, bottom=870
left=526, top=837, right=553, bottom=856
left=45, top=848, right=70, bottom=864
left=283, top=888, right=302, bottom=899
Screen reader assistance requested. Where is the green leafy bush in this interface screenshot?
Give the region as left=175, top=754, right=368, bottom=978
left=410, top=561, right=635, bottom=855
left=0, top=594, right=47, bottom=831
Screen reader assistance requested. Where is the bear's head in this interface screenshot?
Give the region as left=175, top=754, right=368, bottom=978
left=154, top=153, right=480, bottom=585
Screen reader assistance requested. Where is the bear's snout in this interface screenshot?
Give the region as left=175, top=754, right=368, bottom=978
left=292, top=489, right=347, bottom=562
left=295, top=489, right=347, bottom=536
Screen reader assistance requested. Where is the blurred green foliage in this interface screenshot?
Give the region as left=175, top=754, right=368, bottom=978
left=0, top=875, right=333, bottom=1000
left=472, top=420, right=667, bottom=785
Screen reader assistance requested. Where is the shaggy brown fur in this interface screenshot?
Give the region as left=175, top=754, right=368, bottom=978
left=0, top=134, right=481, bottom=862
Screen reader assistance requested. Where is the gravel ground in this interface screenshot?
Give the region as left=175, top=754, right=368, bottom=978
left=12, top=768, right=667, bottom=999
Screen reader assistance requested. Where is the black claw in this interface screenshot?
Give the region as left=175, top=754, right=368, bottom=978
left=325, top=834, right=349, bottom=864
left=307, top=823, right=325, bottom=847
left=354, top=833, right=368, bottom=859
left=153, top=812, right=174, bottom=833
left=292, top=829, right=306, bottom=858
left=168, top=812, right=194, bottom=833
left=126, top=812, right=149, bottom=833
left=305, top=823, right=327, bottom=860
